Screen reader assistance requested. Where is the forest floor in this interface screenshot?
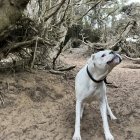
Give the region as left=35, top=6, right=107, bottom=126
left=0, top=48, right=140, bottom=140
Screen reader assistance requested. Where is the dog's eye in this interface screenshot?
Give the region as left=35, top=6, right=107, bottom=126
left=101, top=54, right=106, bottom=57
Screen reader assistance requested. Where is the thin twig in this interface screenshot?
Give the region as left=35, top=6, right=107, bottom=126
left=77, top=0, right=102, bottom=20
left=101, top=7, right=118, bottom=20
left=44, top=0, right=67, bottom=22
left=31, top=37, right=38, bottom=69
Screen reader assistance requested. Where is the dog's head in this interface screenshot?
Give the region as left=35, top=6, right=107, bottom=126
left=88, top=50, right=122, bottom=73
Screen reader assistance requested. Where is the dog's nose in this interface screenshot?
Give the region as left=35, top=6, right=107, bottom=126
left=109, top=51, right=114, bottom=54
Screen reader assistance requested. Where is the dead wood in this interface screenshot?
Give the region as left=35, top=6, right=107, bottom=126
left=0, top=0, right=30, bottom=38
left=122, top=54, right=140, bottom=62
left=0, top=37, right=53, bottom=58
left=107, top=84, right=118, bottom=88
left=30, top=37, right=38, bottom=69
left=49, top=69, right=65, bottom=75
left=110, top=20, right=136, bottom=50
left=52, top=42, right=64, bottom=69
left=55, top=0, right=70, bottom=26
left=44, top=0, right=67, bottom=22
left=57, top=65, right=76, bottom=71
left=49, top=65, right=76, bottom=75
left=78, top=0, right=102, bottom=20
left=82, top=20, right=137, bottom=55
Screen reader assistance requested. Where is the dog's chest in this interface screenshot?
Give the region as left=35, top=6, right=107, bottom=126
left=84, top=84, right=102, bottom=103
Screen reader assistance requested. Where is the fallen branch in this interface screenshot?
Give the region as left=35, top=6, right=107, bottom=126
left=0, top=37, right=53, bottom=56
left=122, top=54, right=140, bottom=61
left=49, top=65, right=76, bottom=75
left=57, top=65, right=76, bottom=71
left=107, top=84, right=118, bottom=88
left=49, top=69, right=65, bottom=75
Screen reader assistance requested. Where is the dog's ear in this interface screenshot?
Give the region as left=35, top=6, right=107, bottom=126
left=91, top=54, right=95, bottom=60
left=87, top=54, right=95, bottom=64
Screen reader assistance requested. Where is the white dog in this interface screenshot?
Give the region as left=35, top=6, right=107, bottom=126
left=73, top=50, right=122, bottom=140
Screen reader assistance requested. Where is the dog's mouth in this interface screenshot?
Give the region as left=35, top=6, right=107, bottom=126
left=107, top=54, right=122, bottom=65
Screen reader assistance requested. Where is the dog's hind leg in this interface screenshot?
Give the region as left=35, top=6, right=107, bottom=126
left=105, top=95, right=117, bottom=120
left=100, top=97, right=114, bottom=140
left=73, top=100, right=82, bottom=140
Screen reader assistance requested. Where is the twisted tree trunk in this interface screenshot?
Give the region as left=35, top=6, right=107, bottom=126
left=0, top=0, right=30, bottom=40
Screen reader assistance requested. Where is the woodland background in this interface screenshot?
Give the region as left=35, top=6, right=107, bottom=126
left=0, top=0, right=140, bottom=71
left=0, top=1, right=140, bottom=140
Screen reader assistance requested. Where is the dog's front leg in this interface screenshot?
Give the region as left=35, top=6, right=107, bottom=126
left=73, top=100, right=82, bottom=140
left=105, top=95, right=117, bottom=120
left=100, top=97, right=114, bottom=140
left=80, top=103, right=85, bottom=119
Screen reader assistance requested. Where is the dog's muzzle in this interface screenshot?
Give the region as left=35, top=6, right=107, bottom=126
left=107, top=54, right=122, bottom=65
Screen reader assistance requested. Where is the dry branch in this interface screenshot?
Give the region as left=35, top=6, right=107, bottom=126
left=49, top=65, right=76, bottom=75
left=101, top=7, right=118, bottom=20
left=77, top=0, right=102, bottom=20
left=49, top=69, right=65, bottom=75
left=110, top=20, right=136, bottom=50
left=0, top=26, right=15, bottom=41
left=30, top=37, right=38, bottom=69
left=52, top=42, right=64, bottom=69
left=57, top=65, right=76, bottom=71
left=79, top=19, right=136, bottom=55
left=122, top=54, right=140, bottom=61
left=81, top=40, right=109, bottom=50
left=44, top=0, right=67, bottom=22
left=55, top=0, right=70, bottom=25
left=0, top=37, right=53, bottom=56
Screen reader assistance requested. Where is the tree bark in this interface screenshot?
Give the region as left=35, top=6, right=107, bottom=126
left=0, top=0, right=30, bottom=40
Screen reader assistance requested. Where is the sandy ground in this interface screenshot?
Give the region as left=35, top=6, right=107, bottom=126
left=0, top=49, right=140, bottom=140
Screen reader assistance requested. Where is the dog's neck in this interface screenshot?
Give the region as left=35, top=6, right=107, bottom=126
left=87, top=64, right=109, bottom=82
left=86, top=66, right=106, bottom=83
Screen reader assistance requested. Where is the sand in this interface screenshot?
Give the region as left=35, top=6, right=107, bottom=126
left=0, top=49, right=139, bottom=140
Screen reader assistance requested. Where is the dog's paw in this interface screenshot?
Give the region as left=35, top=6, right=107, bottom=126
left=110, top=116, right=117, bottom=120
left=72, top=134, right=81, bottom=140
left=108, top=114, right=117, bottom=120
left=110, top=115, right=117, bottom=120
left=105, top=133, right=114, bottom=140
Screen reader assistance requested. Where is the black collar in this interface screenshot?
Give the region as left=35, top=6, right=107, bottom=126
left=86, top=66, right=105, bottom=83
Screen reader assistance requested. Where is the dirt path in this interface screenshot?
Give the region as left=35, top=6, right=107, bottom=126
left=0, top=49, right=140, bottom=140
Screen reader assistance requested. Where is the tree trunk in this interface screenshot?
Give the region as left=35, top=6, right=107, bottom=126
left=0, top=0, right=30, bottom=40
